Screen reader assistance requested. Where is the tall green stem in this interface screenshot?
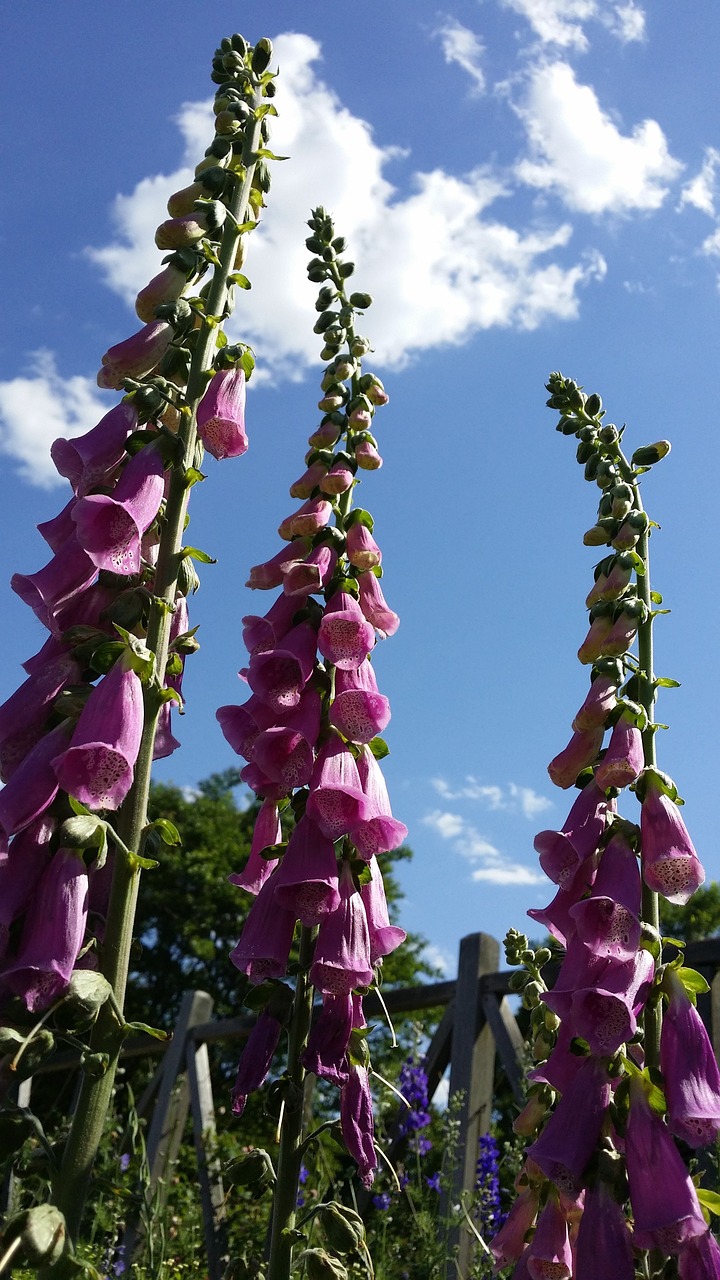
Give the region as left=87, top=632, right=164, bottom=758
left=267, top=927, right=316, bottom=1280
left=48, top=95, right=266, bottom=1253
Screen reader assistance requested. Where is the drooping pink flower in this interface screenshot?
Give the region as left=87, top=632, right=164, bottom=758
left=360, top=856, right=406, bottom=965
left=317, top=591, right=376, bottom=670
left=52, top=660, right=144, bottom=810
left=51, top=401, right=138, bottom=496
left=282, top=544, right=338, bottom=598
left=678, top=1231, right=720, bottom=1280
left=0, top=816, right=56, bottom=964
left=527, top=1056, right=611, bottom=1199
left=242, top=594, right=301, bottom=655
left=229, top=871, right=296, bottom=983
left=594, top=713, right=643, bottom=791
left=196, top=367, right=248, bottom=460
left=547, top=727, right=604, bottom=790
left=309, top=861, right=373, bottom=995
left=251, top=687, right=322, bottom=790
left=534, top=782, right=613, bottom=890
left=526, top=1194, right=572, bottom=1280
left=577, top=614, right=614, bottom=665
left=230, top=1008, right=283, bottom=1117
left=272, top=815, right=341, bottom=926
left=528, top=1022, right=585, bottom=1095
left=217, top=695, right=277, bottom=763
left=601, top=606, right=641, bottom=658
left=12, top=538, right=98, bottom=631
left=490, top=1186, right=540, bottom=1269
left=585, top=556, right=633, bottom=607
left=97, top=321, right=173, bottom=389
left=569, top=832, right=642, bottom=961
left=0, top=653, right=81, bottom=782
left=246, top=622, right=318, bottom=713
left=302, top=992, right=354, bottom=1084
left=346, top=522, right=382, bottom=571
left=570, top=946, right=654, bottom=1055
left=277, top=497, right=333, bottom=541
left=0, top=847, right=89, bottom=1013
left=319, top=460, right=355, bottom=495
left=37, top=497, right=79, bottom=554
left=305, top=732, right=370, bottom=840
left=640, top=776, right=705, bottom=905
left=354, top=440, right=383, bottom=470
left=308, top=418, right=342, bottom=450
left=351, top=746, right=408, bottom=859
left=329, top=659, right=391, bottom=744
left=239, top=762, right=292, bottom=804
left=153, top=594, right=189, bottom=760
left=357, top=571, right=399, bottom=637
left=135, top=262, right=188, bottom=323
left=571, top=674, right=619, bottom=732
left=228, top=800, right=282, bottom=896
left=626, top=1077, right=707, bottom=1254
left=71, top=444, right=165, bottom=575
left=574, top=1180, right=634, bottom=1280
left=0, top=720, right=71, bottom=839
left=661, top=967, right=720, bottom=1148
left=340, top=1063, right=376, bottom=1187
left=246, top=540, right=311, bottom=590
left=289, top=459, right=329, bottom=498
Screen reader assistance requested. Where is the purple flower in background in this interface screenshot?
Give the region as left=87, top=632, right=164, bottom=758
left=425, top=1172, right=441, bottom=1193
left=227, top=799, right=281, bottom=897
left=476, top=1133, right=504, bottom=1238
left=526, top=1193, right=572, bottom=1280
left=373, top=1192, right=392, bottom=1211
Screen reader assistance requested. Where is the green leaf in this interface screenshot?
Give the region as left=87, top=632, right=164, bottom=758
left=368, top=736, right=390, bottom=760
left=661, top=936, right=686, bottom=950
left=676, top=966, right=710, bottom=996
left=128, top=854, right=160, bottom=871
left=182, top=546, right=217, bottom=565
left=184, top=467, right=206, bottom=488
left=215, top=328, right=228, bottom=347
left=255, top=103, right=278, bottom=119
left=656, top=676, right=681, bottom=689
left=69, top=796, right=92, bottom=817
left=148, top=818, right=182, bottom=847
left=259, top=841, right=287, bottom=861
left=235, top=220, right=257, bottom=234
left=240, top=349, right=255, bottom=380
left=650, top=590, right=663, bottom=604
left=255, top=148, right=289, bottom=161
left=124, top=1021, right=171, bottom=1042
left=698, top=1189, right=720, bottom=1217
left=230, top=273, right=252, bottom=289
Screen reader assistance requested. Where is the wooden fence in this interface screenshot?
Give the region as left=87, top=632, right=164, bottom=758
left=7, top=933, right=720, bottom=1278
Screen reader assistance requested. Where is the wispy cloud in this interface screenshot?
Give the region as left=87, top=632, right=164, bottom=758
left=514, top=61, right=682, bottom=215
left=434, top=18, right=486, bottom=94
left=422, top=943, right=456, bottom=978
left=422, top=809, right=545, bottom=887
left=501, top=0, right=645, bottom=51
left=0, top=350, right=107, bottom=487
left=679, top=148, right=720, bottom=220
left=431, top=776, right=552, bottom=819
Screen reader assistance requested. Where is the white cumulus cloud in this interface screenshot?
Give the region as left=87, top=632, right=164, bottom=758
left=435, top=18, right=486, bottom=93
left=0, top=351, right=108, bottom=487
left=679, top=148, right=720, bottom=218
left=515, top=61, right=682, bottom=214
left=501, top=0, right=645, bottom=50
left=86, top=32, right=604, bottom=380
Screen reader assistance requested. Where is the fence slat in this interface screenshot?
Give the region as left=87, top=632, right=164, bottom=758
left=186, top=1036, right=228, bottom=1279
left=480, top=991, right=525, bottom=1106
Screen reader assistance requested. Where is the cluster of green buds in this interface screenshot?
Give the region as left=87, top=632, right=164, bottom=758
left=295, top=1202, right=368, bottom=1279
left=504, top=929, right=558, bottom=1063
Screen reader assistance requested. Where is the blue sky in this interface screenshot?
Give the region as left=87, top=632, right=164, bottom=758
left=1, top=1, right=719, bottom=977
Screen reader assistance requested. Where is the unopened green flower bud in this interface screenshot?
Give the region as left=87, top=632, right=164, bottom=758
left=226, top=1149, right=276, bottom=1192
left=534, top=947, right=552, bottom=967
left=64, top=971, right=113, bottom=1020
left=350, top=335, right=371, bottom=357
left=631, top=440, right=671, bottom=467
left=584, top=453, right=600, bottom=482
left=2, top=1205, right=67, bottom=1266
left=595, top=459, right=620, bottom=489
left=315, top=286, right=336, bottom=312
left=81, top=1050, right=110, bottom=1077
left=522, top=980, right=544, bottom=1010
left=583, top=517, right=617, bottom=546
left=349, top=291, right=373, bottom=309
left=11, top=1029, right=55, bottom=1081
left=544, top=1009, right=561, bottom=1032
left=251, top=38, right=273, bottom=74
left=584, top=392, right=602, bottom=417
left=301, top=1250, right=349, bottom=1280
left=318, top=1203, right=366, bottom=1253
left=177, top=555, right=201, bottom=597
left=576, top=438, right=596, bottom=464
left=609, top=483, right=634, bottom=519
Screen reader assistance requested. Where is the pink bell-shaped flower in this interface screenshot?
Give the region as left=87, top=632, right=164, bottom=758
left=246, top=540, right=311, bottom=590
left=534, top=782, right=613, bottom=890
left=661, top=967, right=720, bottom=1148
left=360, top=856, right=406, bottom=964
left=0, top=847, right=89, bottom=1013
left=71, top=444, right=165, bottom=575
left=229, top=871, right=296, bottom=983
left=242, top=594, right=301, bottom=655
left=548, top=727, right=604, bottom=790
left=329, top=659, right=391, bottom=744
left=526, top=1193, right=572, bottom=1280
left=228, top=800, right=282, bottom=896
left=0, top=816, right=55, bottom=964
left=52, top=659, right=144, bottom=810
left=272, top=814, right=341, bottom=926
left=277, top=497, right=332, bottom=541
left=317, top=590, right=376, bottom=671
left=574, top=1180, right=634, bottom=1280
left=12, top=539, right=98, bottom=631
left=351, top=746, right=408, bottom=859
left=678, top=1231, right=720, bottom=1280
left=626, top=1077, right=707, bottom=1253
left=309, top=861, right=373, bottom=995
left=97, top=321, right=173, bottom=389
left=0, top=721, right=71, bottom=840
left=282, top=544, right=338, bottom=598
left=301, top=991, right=354, bottom=1084
left=252, top=687, right=322, bottom=791
left=340, top=1063, right=376, bottom=1188
left=306, top=732, right=370, bottom=840
left=51, top=401, right=138, bottom=496
left=569, top=832, right=642, bottom=961
left=0, top=653, right=81, bottom=782
left=357, top=571, right=399, bottom=637
left=230, top=1007, right=283, bottom=1117
left=594, top=712, right=643, bottom=791
left=527, top=1055, right=611, bottom=1199
left=572, top=673, right=619, bottom=731
left=246, top=621, right=318, bottom=713
left=346, top=523, right=382, bottom=571
left=196, top=367, right=248, bottom=460
left=640, top=774, right=705, bottom=905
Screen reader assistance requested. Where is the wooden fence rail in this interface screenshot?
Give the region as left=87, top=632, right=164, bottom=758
left=7, top=933, right=720, bottom=1278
